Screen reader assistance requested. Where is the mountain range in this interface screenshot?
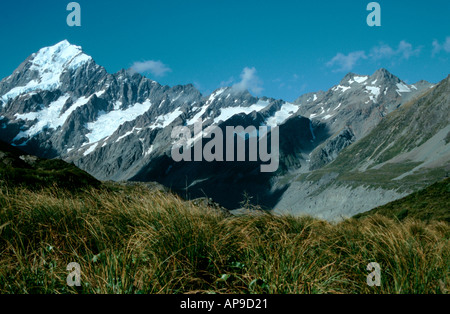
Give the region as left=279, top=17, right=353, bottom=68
left=0, top=40, right=448, bottom=220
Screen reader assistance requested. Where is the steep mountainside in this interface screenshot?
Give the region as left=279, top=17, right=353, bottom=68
left=295, top=69, right=432, bottom=170
left=295, top=69, right=431, bottom=139
left=274, top=75, right=450, bottom=220
left=0, top=40, right=447, bottom=217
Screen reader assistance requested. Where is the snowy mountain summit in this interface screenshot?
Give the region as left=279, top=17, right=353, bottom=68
left=0, top=40, right=441, bottom=215
left=1, top=40, right=93, bottom=102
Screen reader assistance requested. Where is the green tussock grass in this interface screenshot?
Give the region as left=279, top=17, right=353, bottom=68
left=0, top=184, right=448, bottom=294
left=355, top=178, right=450, bottom=223
left=0, top=140, right=100, bottom=192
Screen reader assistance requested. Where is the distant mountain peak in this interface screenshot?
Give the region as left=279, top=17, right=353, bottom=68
left=1, top=40, right=94, bottom=102
left=30, top=40, right=92, bottom=72
left=37, top=39, right=77, bottom=52
left=339, top=69, right=401, bottom=86
left=373, top=68, right=391, bottom=75
left=0, top=42, right=447, bottom=219
left=369, top=68, right=399, bottom=83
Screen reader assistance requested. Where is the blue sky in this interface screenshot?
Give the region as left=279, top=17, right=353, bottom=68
left=0, top=0, right=449, bottom=101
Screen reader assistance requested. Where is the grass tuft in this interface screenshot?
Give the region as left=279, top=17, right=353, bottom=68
left=0, top=184, right=448, bottom=294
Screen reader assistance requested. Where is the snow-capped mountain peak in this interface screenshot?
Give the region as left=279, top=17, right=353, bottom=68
left=0, top=42, right=436, bottom=197
left=30, top=40, right=91, bottom=73
left=0, top=41, right=445, bottom=216
left=294, top=69, right=431, bottom=138
left=1, top=40, right=93, bottom=102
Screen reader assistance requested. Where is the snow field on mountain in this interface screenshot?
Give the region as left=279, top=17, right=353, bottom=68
left=85, top=100, right=152, bottom=145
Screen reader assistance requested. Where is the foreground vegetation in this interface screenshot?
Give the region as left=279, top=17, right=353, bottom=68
left=0, top=140, right=100, bottom=191
left=355, top=178, right=450, bottom=223
left=0, top=183, right=448, bottom=294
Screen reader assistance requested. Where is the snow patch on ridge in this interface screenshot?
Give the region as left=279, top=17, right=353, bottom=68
left=85, top=100, right=152, bottom=144
left=150, top=108, right=183, bottom=130
left=83, top=143, right=99, bottom=156
left=365, top=86, right=381, bottom=101
left=13, top=94, right=92, bottom=140
left=334, top=85, right=351, bottom=93
left=396, top=83, right=411, bottom=95
left=266, top=102, right=299, bottom=127
left=354, top=76, right=368, bottom=84
left=213, top=100, right=269, bottom=124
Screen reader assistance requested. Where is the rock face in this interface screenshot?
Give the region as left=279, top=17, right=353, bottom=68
left=0, top=40, right=448, bottom=219
left=309, top=127, right=356, bottom=171
left=274, top=180, right=410, bottom=220
left=274, top=75, right=450, bottom=220
left=0, top=41, right=314, bottom=208
left=295, top=69, right=431, bottom=139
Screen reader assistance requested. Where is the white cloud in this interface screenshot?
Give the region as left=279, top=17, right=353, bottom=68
left=130, top=60, right=172, bottom=77
left=326, top=51, right=367, bottom=72
left=432, top=37, right=450, bottom=56
left=231, top=67, right=263, bottom=95
left=396, top=41, right=422, bottom=59
left=327, top=40, right=421, bottom=72
left=370, top=44, right=396, bottom=60
left=370, top=41, right=421, bottom=60
left=432, top=40, right=441, bottom=56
